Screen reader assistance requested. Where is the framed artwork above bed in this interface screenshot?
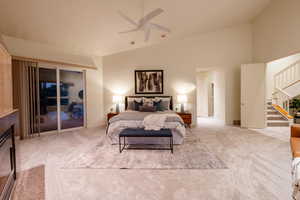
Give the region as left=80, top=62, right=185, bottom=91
left=135, top=70, right=163, bottom=94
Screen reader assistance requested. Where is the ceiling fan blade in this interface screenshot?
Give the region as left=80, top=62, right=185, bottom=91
left=119, top=28, right=140, bottom=34
left=145, top=28, right=151, bottom=42
left=150, top=23, right=171, bottom=33
left=139, top=8, right=164, bottom=26
left=118, top=10, right=138, bottom=26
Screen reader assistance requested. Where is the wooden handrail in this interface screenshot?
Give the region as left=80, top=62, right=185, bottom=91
left=272, top=104, right=294, bottom=119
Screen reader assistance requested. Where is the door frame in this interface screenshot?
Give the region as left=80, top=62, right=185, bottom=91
left=37, top=62, right=87, bottom=134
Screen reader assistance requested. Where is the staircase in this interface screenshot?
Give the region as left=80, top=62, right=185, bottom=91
left=269, top=59, right=300, bottom=127
left=266, top=101, right=290, bottom=127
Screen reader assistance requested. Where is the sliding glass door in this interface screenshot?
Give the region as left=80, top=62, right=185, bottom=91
left=59, top=70, right=84, bottom=130
left=38, top=66, right=85, bottom=133
left=39, top=68, right=58, bottom=132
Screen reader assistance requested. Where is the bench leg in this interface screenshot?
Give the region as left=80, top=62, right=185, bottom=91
left=123, top=136, right=126, bottom=149
left=119, top=136, right=121, bottom=153
left=170, top=136, right=173, bottom=154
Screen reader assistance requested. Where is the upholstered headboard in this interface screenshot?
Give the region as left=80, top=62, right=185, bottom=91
left=125, top=96, right=173, bottom=110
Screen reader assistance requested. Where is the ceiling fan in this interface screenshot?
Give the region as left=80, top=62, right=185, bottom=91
left=118, top=8, right=171, bottom=42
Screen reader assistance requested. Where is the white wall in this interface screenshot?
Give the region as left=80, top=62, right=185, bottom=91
left=103, top=24, right=252, bottom=125
left=86, top=56, right=104, bottom=127
left=253, top=0, right=300, bottom=63
left=266, top=53, right=300, bottom=99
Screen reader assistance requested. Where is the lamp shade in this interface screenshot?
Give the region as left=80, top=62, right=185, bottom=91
left=177, top=95, right=187, bottom=103
left=112, top=95, right=123, bottom=104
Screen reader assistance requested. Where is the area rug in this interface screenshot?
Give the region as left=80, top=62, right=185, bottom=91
left=12, top=165, right=45, bottom=200
left=63, top=132, right=227, bottom=170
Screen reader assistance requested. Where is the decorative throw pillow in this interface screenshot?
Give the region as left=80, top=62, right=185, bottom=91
left=153, top=100, right=164, bottom=111
left=142, top=98, right=154, bottom=107
left=155, top=97, right=170, bottom=110
left=133, top=100, right=143, bottom=111
left=139, top=105, right=157, bottom=112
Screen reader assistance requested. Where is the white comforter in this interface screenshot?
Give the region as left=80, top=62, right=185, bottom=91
left=143, top=113, right=179, bottom=131
left=293, top=158, right=300, bottom=199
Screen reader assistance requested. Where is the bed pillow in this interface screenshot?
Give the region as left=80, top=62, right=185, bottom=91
left=153, top=100, right=164, bottom=111
left=127, top=97, right=143, bottom=103
left=127, top=97, right=143, bottom=110
left=139, top=105, right=157, bottom=112
left=154, top=97, right=170, bottom=110
left=127, top=101, right=135, bottom=110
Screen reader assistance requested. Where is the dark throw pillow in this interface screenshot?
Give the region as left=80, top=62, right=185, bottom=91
left=133, top=100, right=143, bottom=111
left=153, top=100, right=164, bottom=111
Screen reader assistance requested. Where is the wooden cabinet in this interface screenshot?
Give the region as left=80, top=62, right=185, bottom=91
left=177, top=113, right=192, bottom=127
left=0, top=43, right=12, bottom=116
left=107, top=113, right=119, bottom=123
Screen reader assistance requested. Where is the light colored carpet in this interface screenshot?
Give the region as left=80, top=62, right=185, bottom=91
left=63, top=131, right=227, bottom=170
left=12, top=165, right=45, bottom=200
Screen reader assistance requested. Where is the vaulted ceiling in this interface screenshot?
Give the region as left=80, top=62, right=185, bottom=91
left=0, top=0, right=271, bottom=57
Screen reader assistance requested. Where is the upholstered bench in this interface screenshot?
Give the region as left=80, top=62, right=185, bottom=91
left=119, top=128, right=173, bottom=153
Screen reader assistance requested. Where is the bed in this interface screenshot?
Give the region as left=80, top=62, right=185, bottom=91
left=107, top=96, right=186, bottom=145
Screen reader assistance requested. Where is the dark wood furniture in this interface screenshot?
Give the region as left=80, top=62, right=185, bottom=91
left=177, top=112, right=192, bottom=127
left=107, top=112, right=119, bottom=122
left=125, top=96, right=173, bottom=110
left=0, top=110, right=18, bottom=200
left=119, top=128, right=173, bottom=153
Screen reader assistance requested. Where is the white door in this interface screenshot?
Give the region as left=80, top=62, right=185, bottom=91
left=241, top=63, right=266, bottom=128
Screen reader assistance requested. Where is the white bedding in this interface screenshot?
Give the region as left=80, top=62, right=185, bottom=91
left=107, top=111, right=186, bottom=144
left=293, top=158, right=300, bottom=199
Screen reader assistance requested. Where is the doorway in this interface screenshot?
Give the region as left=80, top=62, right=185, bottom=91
left=196, top=71, right=215, bottom=118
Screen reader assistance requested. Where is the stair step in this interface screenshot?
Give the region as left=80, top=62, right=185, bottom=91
left=267, top=120, right=290, bottom=127
left=267, top=120, right=289, bottom=122
left=267, top=111, right=280, bottom=115
left=267, top=106, right=274, bottom=110
left=267, top=116, right=287, bottom=120
left=267, top=122, right=290, bottom=127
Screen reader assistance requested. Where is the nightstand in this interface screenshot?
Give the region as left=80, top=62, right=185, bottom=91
left=176, top=112, right=192, bottom=127
left=107, top=112, right=119, bottom=123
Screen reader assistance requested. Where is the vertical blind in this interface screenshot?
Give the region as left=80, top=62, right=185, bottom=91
left=12, top=60, right=39, bottom=139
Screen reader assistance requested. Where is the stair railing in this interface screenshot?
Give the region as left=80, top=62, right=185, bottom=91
left=274, top=60, right=300, bottom=90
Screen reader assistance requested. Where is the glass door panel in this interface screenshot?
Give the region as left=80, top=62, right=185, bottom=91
left=39, top=68, right=58, bottom=132
left=59, top=70, right=84, bottom=129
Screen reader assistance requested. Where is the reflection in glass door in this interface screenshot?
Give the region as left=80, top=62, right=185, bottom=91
left=39, top=68, right=58, bottom=132
left=59, top=70, right=84, bottom=130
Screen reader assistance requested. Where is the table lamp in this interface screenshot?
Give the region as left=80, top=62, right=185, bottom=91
left=112, top=95, right=123, bottom=113
left=177, top=95, right=187, bottom=113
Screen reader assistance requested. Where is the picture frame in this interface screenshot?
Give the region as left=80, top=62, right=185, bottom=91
left=135, top=70, right=164, bottom=94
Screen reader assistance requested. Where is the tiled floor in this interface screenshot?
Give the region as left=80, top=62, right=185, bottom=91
left=16, top=118, right=292, bottom=200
